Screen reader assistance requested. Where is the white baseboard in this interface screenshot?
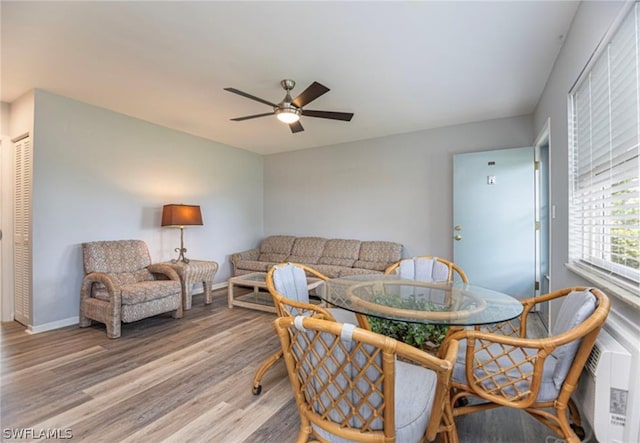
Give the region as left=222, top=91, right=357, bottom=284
left=28, top=316, right=79, bottom=334
left=22, top=282, right=230, bottom=334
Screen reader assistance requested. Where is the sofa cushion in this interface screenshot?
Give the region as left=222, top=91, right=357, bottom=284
left=339, top=267, right=384, bottom=277
left=233, top=260, right=273, bottom=273
left=287, top=237, right=327, bottom=264
left=318, top=239, right=361, bottom=267
left=258, top=235, right=296, bottom=262
left=313, top=264, right=348, bottom=279
left=353, top=241, right=403, bottom=271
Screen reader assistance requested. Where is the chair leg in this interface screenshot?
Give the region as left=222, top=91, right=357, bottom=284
left=106, top=321, right=121, bottom=339
left=78, top=315, right=92, bottom=328
left=252, top=350, right=284, bottom=395
left=556, top=403, right=581, bottom=443
left=172, top=301, right=183, bottom=319
left=441, top=401, right=459, bottom=443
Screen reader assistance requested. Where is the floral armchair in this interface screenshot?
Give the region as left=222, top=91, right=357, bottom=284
left=79, top=240, right=183, bottom=338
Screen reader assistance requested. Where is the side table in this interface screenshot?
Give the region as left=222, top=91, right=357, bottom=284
left=165, top=260, right=219, bottom=310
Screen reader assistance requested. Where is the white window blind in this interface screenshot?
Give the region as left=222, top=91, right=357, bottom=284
left=569, top=2, right=640, bottom=297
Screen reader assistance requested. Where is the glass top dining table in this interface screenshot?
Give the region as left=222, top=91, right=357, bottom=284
left=317, top=274, right=523, bottom=326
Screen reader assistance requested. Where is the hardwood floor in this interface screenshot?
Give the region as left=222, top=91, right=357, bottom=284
left=2, top=289, right=557, bottom=442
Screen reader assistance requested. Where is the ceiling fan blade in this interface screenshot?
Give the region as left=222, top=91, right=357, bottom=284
left=289, top=121, right=304, bottom=133
left=230, top=112, right=275, bottom=121
left=302, top=110, right=354, bottom=121
left=292, top=82, right=330, bottom=108
left=224, top=87, right=277, bottom=107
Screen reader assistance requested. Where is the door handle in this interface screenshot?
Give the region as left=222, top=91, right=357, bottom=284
left=454, top=234, right=462, bottom=241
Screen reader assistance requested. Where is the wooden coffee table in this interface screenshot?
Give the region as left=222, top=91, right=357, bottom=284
left=227, top=271, right=323, bottom=313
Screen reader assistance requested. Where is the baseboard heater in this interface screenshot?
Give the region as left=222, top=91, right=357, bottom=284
left=574, top=328, right=631, bottom=443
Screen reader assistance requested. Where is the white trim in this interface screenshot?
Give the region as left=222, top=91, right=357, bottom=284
left=27, top=316, right=79, bottom=334
left=569, top=0, right=637, bottom=94
left=566, top=262, right=640, bottom=309
left=21, top=282, right=230, bottom=334
left=212, top=281, right=228, bottom=291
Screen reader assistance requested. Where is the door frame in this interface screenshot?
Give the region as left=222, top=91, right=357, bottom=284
left=0, top=136, right=14, bottom=322
left=533, top=118, right=552, bottom=330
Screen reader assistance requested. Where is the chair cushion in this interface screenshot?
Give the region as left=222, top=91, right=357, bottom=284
left=327, top=307, right=358, bottom=325
left=93, top=280, right=181, bottom=304
left=313, top=357, right=437, bottom=443
left=83, top=240, right=152, bottom=274
left=453, top=339, right=560, bottom=403
left=272, top=264, right=310, bottom=303
left=550, top=289, right=597, bottom=389
left=398, top=257, right=450, bottom=282
left=318, top=239, right=361, bottom=267
left=287, top=237, right=327, bottom=264
left=258, top=236, right=296, bottom=262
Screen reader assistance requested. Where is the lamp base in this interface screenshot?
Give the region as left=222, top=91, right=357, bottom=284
left=171, top=248, right=190, bottom=264
left=172, top=227, right=190, bottom=263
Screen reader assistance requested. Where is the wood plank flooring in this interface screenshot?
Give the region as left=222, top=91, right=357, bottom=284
left=2, top=289, right=557, bottom=442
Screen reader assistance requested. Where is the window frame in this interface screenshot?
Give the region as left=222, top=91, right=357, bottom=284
left=567, top=1, right=640, bottom=307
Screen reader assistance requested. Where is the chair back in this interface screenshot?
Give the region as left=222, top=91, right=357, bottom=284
left=453, top=287, right=610, bottom=408
left=274, top=316, right=459, bottom=443
left=385, top=256, right=468, bottom=283
left=266, top=263, right=331, bottom=319
left=82, top=240, right=154, bottom=286
left=550, top=288, right=598, bottom=389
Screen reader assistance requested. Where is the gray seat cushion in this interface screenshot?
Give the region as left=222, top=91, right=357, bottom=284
left=453, top=289, right=598, bottom=402
left=452, top=339, right=560, bottom=403
left=313, top=357, right=437, bottom=443
left=273, top=264, right=357, bottom=324
left=397, top=257, right=450, bottom=281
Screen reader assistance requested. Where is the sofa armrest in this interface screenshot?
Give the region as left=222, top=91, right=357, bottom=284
left=80, top=272, right=121, bottom=307
left=232, top=248, right=260, bottom=263
left=231, top=248, right=260, bottom=274
left=148, top=263, right=180, bottom=281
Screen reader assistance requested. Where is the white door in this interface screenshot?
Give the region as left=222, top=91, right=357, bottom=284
left=14, top=135, right=32, bottom=326
left=453, top=147, right=536, bottom=299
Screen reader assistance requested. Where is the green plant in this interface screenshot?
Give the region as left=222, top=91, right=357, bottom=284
left=366, top=291, right=449, bottom=351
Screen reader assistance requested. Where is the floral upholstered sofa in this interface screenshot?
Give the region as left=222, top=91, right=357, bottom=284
left=230, top=235, right=402, bottom=278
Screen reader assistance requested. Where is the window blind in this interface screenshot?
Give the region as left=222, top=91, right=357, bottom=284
left=569, top=2, right=640, bottom=295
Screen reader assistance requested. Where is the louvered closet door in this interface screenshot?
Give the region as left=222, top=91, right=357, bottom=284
left=14, top=136, right=32, bottom=326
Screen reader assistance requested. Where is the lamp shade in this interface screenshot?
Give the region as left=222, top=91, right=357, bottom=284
left=161, top=204, right=203, bottom=227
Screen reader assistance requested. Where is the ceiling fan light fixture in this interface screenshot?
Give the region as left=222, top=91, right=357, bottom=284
left=275, top=108, right=301, bottom=124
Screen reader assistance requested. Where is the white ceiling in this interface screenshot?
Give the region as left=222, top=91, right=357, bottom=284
left=1, top=1, right=579, bottom=155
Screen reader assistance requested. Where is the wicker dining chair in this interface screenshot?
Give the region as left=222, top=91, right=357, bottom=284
left=448, top=287, right=610, bottom=443
left=384, top=256, right=468, bottom=283
left=275, top=315, right=460, bottom=443
left=252, top=262, right=362, bottom=395
left=383, top=256, right=469, bottom=349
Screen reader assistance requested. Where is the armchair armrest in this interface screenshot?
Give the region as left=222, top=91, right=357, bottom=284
left=81, top=272, right=121, bottom=307
left=148, top=263, right=180, bottom=281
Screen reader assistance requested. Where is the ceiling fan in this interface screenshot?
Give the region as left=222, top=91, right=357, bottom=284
left=224, top=79, right=354, bottom=133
